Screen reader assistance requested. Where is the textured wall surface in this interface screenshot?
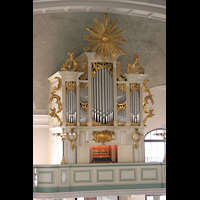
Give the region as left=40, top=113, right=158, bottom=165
left=33, top=12, right=166, bottom=110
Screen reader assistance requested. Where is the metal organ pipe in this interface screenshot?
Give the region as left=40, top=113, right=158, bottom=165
left=102, top=68, right=105, bottom=124
left=99, top=69, right=102, bottom=123
left=105, top=69, right=108, bottom=123
left=91, top=66, right=114, bottom=124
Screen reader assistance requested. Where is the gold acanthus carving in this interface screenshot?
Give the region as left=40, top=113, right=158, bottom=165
left=65, top=81, right=76, bottom=95
left=66, top=121, right=77, bottom=126
left=130, top=122, right=140, bottom=126
left=61, top=50, right=80, bottom=72
left=127, top=53, right=145, bottom=74
left=117, top=101, right=126, bottom=114
left=116, top=60, right=125, bottom=81
left=93, top=130, right=115, bottom=145
left=92, top=62, right=113, bottom=79
left=92, top=120, right=114, bottom=126
left=131, top=128, right=141, bottom=150
left=80, top=101, right=89, bottom=114
left=79, top=59, right=88, bottom=80
left=80, top=122, right=89, bottom=126
left=117, top=83, right=126, bottom=93
left=79, top=82, right=88, bottom=92
left=143, top=80, right=155, bottom=126
left=130, top=83, right=140, bottom=96
left=48, top=77, right=62, bottom=126
left=117, top=122, right=127, bottom=126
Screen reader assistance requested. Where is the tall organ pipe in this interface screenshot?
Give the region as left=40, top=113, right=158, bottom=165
left=107, top=70, right=110, bottom=123
left=102, top=68, right=105, bottom=124
left=99, top=69, right=102, bottom=123
left=94, top=75, right=96, bottom=122
left=105, top=69, right=108, bottom=123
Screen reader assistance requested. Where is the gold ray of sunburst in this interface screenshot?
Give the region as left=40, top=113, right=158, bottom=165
left=83, top=13, right=127, bottom=61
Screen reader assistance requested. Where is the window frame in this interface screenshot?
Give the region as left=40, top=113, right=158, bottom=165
left=144, top=128, right=165, bottom=163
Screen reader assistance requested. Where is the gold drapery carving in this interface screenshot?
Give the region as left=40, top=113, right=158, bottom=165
left=65, top=81, right=76, bottom=95
left=91, top=62, right=113, bottom=78
left=66, top=121, right=77, bottom=126
left=80, top=122, right=89, bottom=126
left=80, top=101, right=89, bottom=114
left=79, top=82, right=88, bottom=92
left=143, top=80, right=155, bottom=126
left=117, top=122, right=127, bottom=126
left=48, top=77, right=62, bottom=126
left=92, top=120, right=114, bottom=126
left=93, top=130, right=115, bottom=145
left=117, top=83, right=126, bottom=93
left=130, top=83, right=140, bottom=96
left=117, top=101, right=126, bottom=114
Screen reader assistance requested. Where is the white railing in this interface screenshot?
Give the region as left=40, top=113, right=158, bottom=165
left=33, top=162, right=166, bottom=193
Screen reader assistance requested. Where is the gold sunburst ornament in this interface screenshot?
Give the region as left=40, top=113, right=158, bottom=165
left=83, top=13, right=127, bottom=61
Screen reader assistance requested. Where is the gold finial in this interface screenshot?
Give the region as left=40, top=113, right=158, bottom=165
left=127, top=53, right=145, bottom=74
left=83, top=13, right=127, bottom=61
left=61, top=49, right=80, bottom=71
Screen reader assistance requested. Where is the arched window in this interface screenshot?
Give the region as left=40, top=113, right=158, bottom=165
left=144, top=128, right=165, bottom=162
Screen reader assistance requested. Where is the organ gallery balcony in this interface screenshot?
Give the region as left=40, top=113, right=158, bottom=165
left=33, top=162, right=166, bottom=197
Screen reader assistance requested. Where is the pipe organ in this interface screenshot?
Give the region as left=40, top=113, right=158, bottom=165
left=48, top=14, right=155, bottom=164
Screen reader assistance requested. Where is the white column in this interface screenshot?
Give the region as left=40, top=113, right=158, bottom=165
left=61, top=79, right=66, bottom=125
left=76, top=80, right=80, bottom=126
left=113, top=60, right=117, bottom=126
left=80, top=131, right=86, bottom=146
left=88, top=58, right=92, bottom=126
left=126, top=82, right=130, bottom=125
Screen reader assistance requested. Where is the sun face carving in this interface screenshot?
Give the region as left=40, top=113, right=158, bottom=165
left=83, top=13, right=127, bottom=61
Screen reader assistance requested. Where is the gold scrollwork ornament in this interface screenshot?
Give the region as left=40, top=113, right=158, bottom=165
left=93, top=130, right=115, bottom=145
left=143, top=80, right=155, bottom=126
left=48, top=77, right=62, bottom=126
left=131, top=128, right=141, bottom=150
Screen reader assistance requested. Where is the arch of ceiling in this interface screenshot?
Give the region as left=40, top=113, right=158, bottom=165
left=33, top=9, right=165, bottom=111
left=33, top=0, right=166, bottom=22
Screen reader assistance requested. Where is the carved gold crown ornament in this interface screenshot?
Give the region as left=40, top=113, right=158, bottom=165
left=143, top=80, right=155, bottom=126
left=127, top=53, right=145, bottom=74
left=93, top=130, right=115, bottom=145
left=48, top=77, right=63, bottom=126
left=83, top=13, right=127, bottom=61
left=61, top=50, right=80, bottom=71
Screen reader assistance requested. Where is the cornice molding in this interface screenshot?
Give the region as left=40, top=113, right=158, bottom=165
left=33, top=114, right=49, bottom=128
left=33, top=188, right=166, bottom=199
left=33, top=0, right=166, bottom=22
